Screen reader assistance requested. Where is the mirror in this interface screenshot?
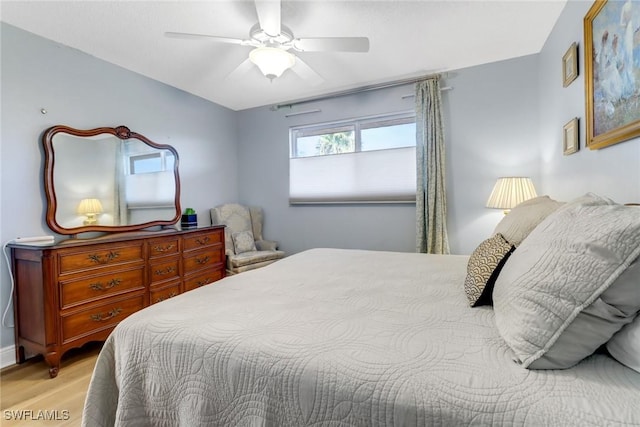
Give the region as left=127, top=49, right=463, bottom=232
left=43, top=125, right=181, bottom=235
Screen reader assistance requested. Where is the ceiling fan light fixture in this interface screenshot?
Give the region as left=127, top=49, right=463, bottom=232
left=249, top=47, right=295, bottom=80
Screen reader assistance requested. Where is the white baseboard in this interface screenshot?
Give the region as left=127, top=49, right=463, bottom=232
left=1, top=345, right=16, bottom=369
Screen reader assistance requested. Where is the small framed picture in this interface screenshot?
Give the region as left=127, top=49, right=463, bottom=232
left=562, top=42, right=578, bottom=87
left=563, top=118, right=579, bottom=155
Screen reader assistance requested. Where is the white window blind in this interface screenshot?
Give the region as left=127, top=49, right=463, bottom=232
left=125, top=172, right=175, bottom=208
left=289, top=113, right=416, bottom=204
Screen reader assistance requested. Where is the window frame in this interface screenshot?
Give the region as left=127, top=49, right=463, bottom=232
left=290, top=111, right=416, bottom=159
left=129, top=151, right=175, bottom=175
left=289, top=111, right=417, bottom=205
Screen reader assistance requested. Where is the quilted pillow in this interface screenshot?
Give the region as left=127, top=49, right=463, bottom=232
left=529, top=257, right=640, bottom=368
left=607, top=313, right=640, bottom=373
left=464, top=233, right=515, bottom=307
left=493, top=195, right=564, bottom=246
left=493, top=194, right=640, bottom=369
left=232, top=231, right=257, bottom=254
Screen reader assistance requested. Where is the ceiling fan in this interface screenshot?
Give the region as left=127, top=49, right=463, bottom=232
left=165, top=0, right=370, bottom=84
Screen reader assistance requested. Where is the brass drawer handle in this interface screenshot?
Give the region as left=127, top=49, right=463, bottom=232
left=154, top=266, right=176, bottom=276
left=196, top=278, right=212, bottom=287
left=195, top=256, right=210, bottom=265
left=89, top=278, right=122, bottom=291
left=155, top=292, right=177, bottom=303
left=153, top=244, right=175, bottom=253
left=195, top=236, right=211, bottom=245
left=88, top=251, right=120, bottom=264
left=90, top=307, right=122, bottom=322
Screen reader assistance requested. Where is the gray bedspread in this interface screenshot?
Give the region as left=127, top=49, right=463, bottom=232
left=83, top=248, right=640, bottom=426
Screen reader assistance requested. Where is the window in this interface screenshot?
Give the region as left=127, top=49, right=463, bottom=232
left=289, top=112, right=416, bottom=204
left=129, top=152, right=175, bottom=174
left=126, top=150, right=176, bottom=209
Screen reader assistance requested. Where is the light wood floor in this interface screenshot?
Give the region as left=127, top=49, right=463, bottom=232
left=0, top=343, right=101, bottom=427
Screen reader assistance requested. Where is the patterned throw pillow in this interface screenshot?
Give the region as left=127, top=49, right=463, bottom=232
left=232, top=231, right=257, bottom=254
left=464, top=233, right=515, bottom=307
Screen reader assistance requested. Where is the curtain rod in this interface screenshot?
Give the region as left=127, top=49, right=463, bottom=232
left=401, top=86, right=452, bottom=99
left=270, top=72, right=450, bottom=111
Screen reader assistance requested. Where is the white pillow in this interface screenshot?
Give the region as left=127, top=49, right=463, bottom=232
left=493, top=195, right=564, bottom=246
left=493, top=194, right=640, bottom=369
left=529, top=258, right=640, bottom=368
left=607, top=314, right=640, bottom=373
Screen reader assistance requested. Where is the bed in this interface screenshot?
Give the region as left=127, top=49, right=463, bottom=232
left=82, top=195, right=640, bottom=426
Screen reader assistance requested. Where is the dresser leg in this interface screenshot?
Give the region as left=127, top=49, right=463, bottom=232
left=48, top=365, right=59, bottom=378
left=15, top=345, right=25, bottom=364
left=44, top=352, right=60, bottom=378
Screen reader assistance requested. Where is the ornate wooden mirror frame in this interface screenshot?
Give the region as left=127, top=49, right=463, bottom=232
left=43, top=125, right=181, bottom=235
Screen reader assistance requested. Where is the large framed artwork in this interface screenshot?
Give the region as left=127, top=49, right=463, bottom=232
left=584, top=0, right=640, bottom=149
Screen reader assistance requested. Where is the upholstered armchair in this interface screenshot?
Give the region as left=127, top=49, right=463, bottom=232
left=210, top=203, right=285, bottom=274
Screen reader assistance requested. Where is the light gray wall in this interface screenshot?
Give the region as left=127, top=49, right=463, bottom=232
left=445, top=55, right=542, bottom=254
left=538, top=0, right=640, bottom=201
left=0, top=23, right=239, bottom=350
left=236, top=55, right=541, bottom=257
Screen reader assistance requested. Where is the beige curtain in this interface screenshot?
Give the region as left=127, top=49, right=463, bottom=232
left=415, top=77, right=450, bottom=254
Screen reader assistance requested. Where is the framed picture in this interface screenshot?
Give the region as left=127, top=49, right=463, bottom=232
left=562, top=42, right=578, bottom=87
left=584, top=0, right=640, bottom=149
left=563, top=118, right=579, bottom=155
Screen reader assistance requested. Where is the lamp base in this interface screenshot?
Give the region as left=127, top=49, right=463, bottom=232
left=83, top=214, right=98, bottom=225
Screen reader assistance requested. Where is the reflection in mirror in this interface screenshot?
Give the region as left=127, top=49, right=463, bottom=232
left=44, top=125, right=181, bottom=235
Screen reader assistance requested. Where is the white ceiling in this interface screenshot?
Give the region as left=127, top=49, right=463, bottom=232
left=1, top=0, right=567, bottom=111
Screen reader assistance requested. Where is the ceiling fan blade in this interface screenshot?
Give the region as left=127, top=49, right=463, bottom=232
left=224, top=58, right=256, bottom=81
left=291, top=56, right=324, bottom=86
left=165, top=31, right=247, bottom=45
left=293, top=37, right=370, bottom=53
left=255, top=0, right=281, bottom=37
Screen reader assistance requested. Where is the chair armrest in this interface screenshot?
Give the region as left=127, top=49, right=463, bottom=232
left=255, top=239, right=278, bottom=251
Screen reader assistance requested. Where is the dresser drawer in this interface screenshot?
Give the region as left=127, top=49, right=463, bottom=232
left=183, top=229, right=223, bottom=252
left=183, top=248, right=224, bottom=274
left=60, top=267, right=145, bottom=309
left=150, top=282, right=181, bottom=305
left=58, top=243, right=144, bottom=275
left=183, top=268, right=224, bottom=292
left=149, top=256, right=180, bottom=285
left=61, top=294, right=144, bottom=344
left=148, top=236, right=180, bottom=259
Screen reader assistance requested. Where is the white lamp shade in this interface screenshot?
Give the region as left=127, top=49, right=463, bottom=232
left=249, top=47, right=295, bottom=80
left=486, top=177, right=537, bottom=210
left=77, top=198, right=103, bottom=215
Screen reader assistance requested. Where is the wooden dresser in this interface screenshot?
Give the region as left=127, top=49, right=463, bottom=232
left=8, top=226, right=225, bottom=378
